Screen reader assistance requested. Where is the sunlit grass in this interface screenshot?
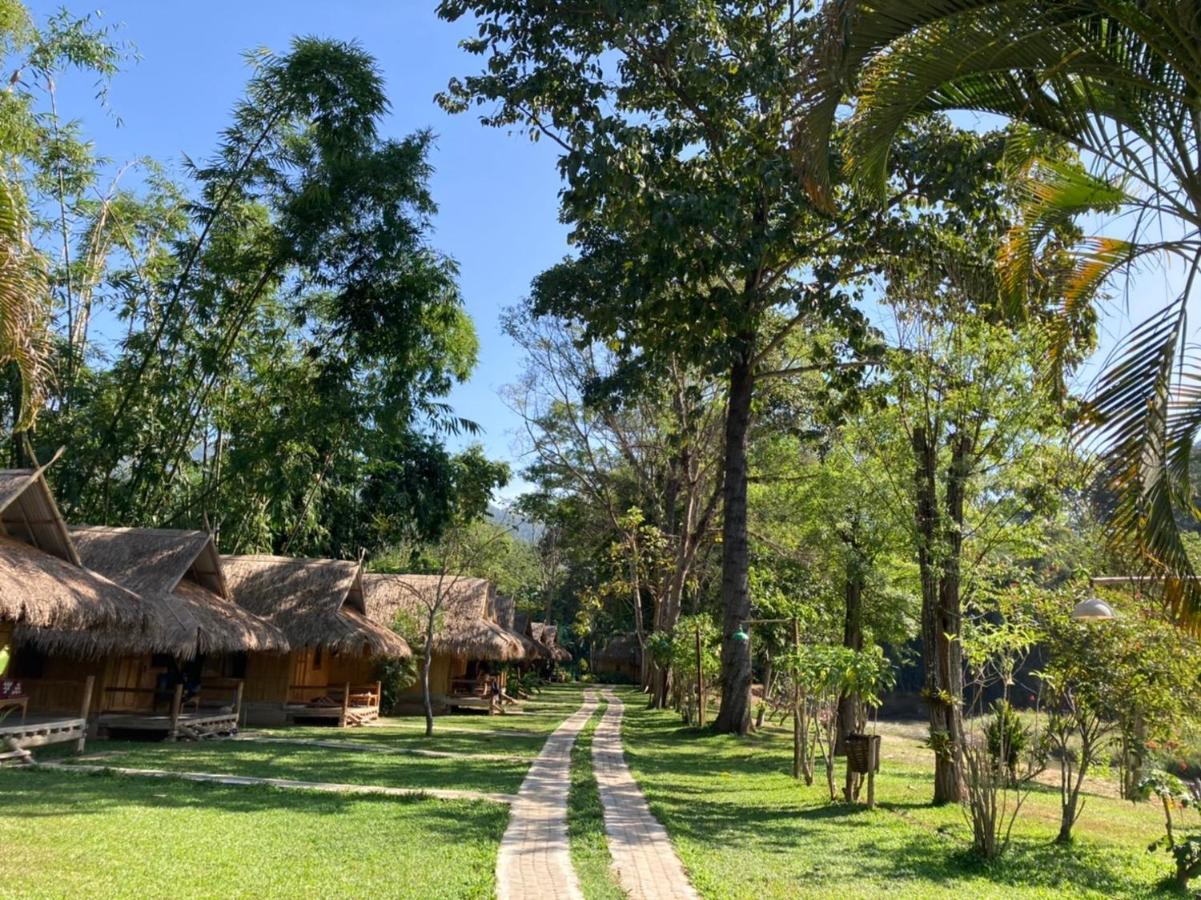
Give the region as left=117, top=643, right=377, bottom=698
left=0, top=767, right=505, bottom=898
left=617, top=688, right=1172, bottom=899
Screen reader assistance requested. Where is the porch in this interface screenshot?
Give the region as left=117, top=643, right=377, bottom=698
left=97, top=678, right=244, bottom=741
left=284, top=681, right=381, bottom=727
left=0, top=675, right=94, bottom=760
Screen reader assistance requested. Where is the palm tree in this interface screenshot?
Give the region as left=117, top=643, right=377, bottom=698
left=0, top=172, right=49, bottom=435
left=797, top=1, right=1201, bottom=628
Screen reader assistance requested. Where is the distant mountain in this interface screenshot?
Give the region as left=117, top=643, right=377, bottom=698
left=488, top=502, right=542, bottom=543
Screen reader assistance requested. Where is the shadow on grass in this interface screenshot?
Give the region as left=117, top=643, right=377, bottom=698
left=59, top=738, right=532, bottom=794
left=2, top=766, right=509, bottom=834
left=619, top=702, right=1167, bottom=897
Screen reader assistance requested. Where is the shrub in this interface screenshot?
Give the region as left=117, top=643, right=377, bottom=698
left=986, top=700, right=1030, bottom=781
left=376, top=657, right=418, bottom=715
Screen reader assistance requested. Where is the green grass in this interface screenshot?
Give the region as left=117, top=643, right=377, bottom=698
left=616, top=688, right=1175, bottom=899
left=0, top=766, right=505, bottom=898
left=568, top=699, right=624, bottom=900
left=54, top=685, right=592, bottom=796
left=65, top=739, right=533, bottom=793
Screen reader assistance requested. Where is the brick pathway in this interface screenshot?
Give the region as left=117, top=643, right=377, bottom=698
left=594, top=689, right=698, bottom=900
left=496, top=690, right=598, bottom=900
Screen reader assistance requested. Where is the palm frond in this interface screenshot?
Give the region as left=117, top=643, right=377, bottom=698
left=997, top=158, right=1129, bottom=315
left=1087, top=296, right=1201, bottom=630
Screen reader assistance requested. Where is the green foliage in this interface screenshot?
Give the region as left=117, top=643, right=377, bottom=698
left=375, top=656, right=419, bottom=715
left=986, top=700, right=1030, bottom=782
left=797, top=0, right=1201, bottom=626
left=1139, top=768, right=1201, bottom=891
left=8, top=31, right=489, bottom=558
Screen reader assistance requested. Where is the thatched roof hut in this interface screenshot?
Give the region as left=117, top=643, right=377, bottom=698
left=596, top=633, right=642, bottom=668
left=493, top=595, right=549, bottom=661
left=0, top=465, right=144, bottom=630
left=20, top=527, right=289, bottom=659
left=363, top=573, right=525, bottom=662
left=224, top=555, right=410, bottom=658
left=531, top=621, right=572, bottom=662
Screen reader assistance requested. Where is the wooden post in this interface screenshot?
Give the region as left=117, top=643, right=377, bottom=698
left=867, top=768, right=876, bottom=810
left=75, top=676, right=94, bottom=753
left=340, top=681, right=350, bottom=727
left=233, top=680, right=244, bottom=724
left=695, top=625, right=704, bottom=727
left=168, top=683, right=183, bottom=742
left=374, top=680, right=382, bottom=713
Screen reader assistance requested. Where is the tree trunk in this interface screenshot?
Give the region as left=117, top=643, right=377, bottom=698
left=423, top=609, right=436, bottom=737
left=838, top=554, right=865, bottom=801
left=836, top=548, right=865, bottom=754
left=715, top=346, right=755, bottom=735
left=913, top=423, right=966, bottom=805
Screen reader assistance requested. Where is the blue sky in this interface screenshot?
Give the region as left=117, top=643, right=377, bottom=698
left=30, top=0, right=566, bottom=497
left=29, top=2, right=1179, bottom=498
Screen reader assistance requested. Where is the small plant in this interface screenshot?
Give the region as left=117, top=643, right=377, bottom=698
left=986, top=700, right=1029, bottom=782
left=960, top=609, right=1043, bottom=860
left=1139, top=768, right=1201, bottom=892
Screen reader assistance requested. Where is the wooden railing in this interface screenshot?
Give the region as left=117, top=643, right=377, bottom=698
left=286, top=681, right=381, bottom=709
left=101, top=680, right=244, bottom=719
left=0, top=677, right=93, bottom=752
left=11, top=678, right=94, bottom=716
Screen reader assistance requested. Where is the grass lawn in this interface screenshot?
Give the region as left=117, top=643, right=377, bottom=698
left=0, top=684, right=593, bottom=898
left=0, top=766, right=505, bottom=899
left=567, top=697, right=624, bottom=900
left=49, top=685, right=591, bottom=796
left=616, top=687, right=1175, bottom=899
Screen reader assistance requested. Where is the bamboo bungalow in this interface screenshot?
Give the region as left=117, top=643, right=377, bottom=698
left=0, top=466, right=146, bottom=755
left=364, top=574, right=525, bottom=713
left=223, top=555, right=411, bottom=727
left=595, top=633, right=642, bottom=683
left=531, top=621, right=572, bottom=664
left=17, top=527, right=289, bottom=740
left=495, top=597, right=551, bottom=665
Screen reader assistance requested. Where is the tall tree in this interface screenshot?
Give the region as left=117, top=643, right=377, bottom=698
left=439, top=0, right=875, bottom=733
left=504, top=305, right=723, bottom=703
left=26, top=38, right=480, bottom=558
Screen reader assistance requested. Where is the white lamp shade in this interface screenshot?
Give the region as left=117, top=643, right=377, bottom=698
left=1070, top=597, right=1116, bottom=622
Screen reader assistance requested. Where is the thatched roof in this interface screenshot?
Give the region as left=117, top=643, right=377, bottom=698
left=71, top=526, right=227, bottom=598
left=0, top=459, right=79, bottom=565
left=0, top=462, right=145, bottom=632
left=532, top=621, right=572, bottom=662
left=493, top=595, right=549, bottom=660
left=0, top=536, right=145, bottom=630
left=363, top=573, right=525, bottom=662
left=23, top=527, right=289, bottom=660
left=596, top=633, right=642, bottom=665
left=224, top=555, right=410, bottom=659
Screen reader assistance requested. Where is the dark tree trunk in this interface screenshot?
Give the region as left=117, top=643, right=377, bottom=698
left=715, top=346, right=755, bottom=735
left=837, top=551, right=866, bottom=801
left=913, top=424, right=968, bottom=805
left=423, top=608, right=437, bottom=737
left=835, top=546, right=865, bottom=755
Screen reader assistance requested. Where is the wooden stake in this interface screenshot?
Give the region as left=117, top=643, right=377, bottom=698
left=233, top=680, right=244, bottom=723
left=695, top=625, right=704, bottom=727
left=75, top=676, right=94, bottom=753
left=340, top=681, right=350, bottom=728
left=168, top=683, right=183, bottom=742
